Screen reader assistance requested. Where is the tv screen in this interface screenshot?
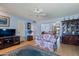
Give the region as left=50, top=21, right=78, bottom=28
left=0, top=29, right=16, bottom=37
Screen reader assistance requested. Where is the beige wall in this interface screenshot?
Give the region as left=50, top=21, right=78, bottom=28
left=17, top=20, right=25, bottom=41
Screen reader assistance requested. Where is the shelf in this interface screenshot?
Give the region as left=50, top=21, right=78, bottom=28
left=62, top=19, right=79, bottom=36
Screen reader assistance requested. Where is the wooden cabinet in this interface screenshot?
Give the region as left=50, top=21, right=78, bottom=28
left=0, top=39, right=3, bottom=49
left=27, top=36, right=33, bottom=41
left=62, top=19, right=79, bottom=45
left=0, top=36, right=20, bottom=50
left=62, top=35, right=79, bottom=45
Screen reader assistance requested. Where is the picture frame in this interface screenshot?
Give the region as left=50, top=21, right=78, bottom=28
left=0, top=15, right=10, bottom=27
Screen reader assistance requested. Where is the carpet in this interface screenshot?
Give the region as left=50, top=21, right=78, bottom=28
left=5, top=46, right=59, bottom=56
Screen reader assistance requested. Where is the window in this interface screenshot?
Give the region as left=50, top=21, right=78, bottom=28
left=41, top=24, right=50, bottom=32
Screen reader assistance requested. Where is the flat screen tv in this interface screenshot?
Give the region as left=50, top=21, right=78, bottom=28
left=0, top=29, right=16, bottom=37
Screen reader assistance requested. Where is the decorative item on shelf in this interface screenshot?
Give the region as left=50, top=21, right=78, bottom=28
left=69, top=16, right=74, bottom=20
left=0, top=15, right=10, bottom=27
left=27, top=22, right=31, bottom=29
left=72, top=31, right=75, bottom=35
left=28, top=30, right=32, bottom=34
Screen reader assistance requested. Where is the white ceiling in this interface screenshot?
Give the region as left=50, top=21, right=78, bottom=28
left=0, top=3, right=79, bottom=21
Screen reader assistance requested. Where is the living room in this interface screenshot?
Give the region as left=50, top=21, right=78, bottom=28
left=0, top=3, right=79, bottom=56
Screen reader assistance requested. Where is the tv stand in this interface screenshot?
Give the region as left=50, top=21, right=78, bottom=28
left=0, top=36, right=20, bottom=50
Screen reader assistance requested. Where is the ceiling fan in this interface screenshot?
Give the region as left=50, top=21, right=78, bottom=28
left=33, top=8, right=47, bottom=17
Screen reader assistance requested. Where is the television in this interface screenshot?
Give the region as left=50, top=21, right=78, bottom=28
left=0, top=29, right=16, bottom=37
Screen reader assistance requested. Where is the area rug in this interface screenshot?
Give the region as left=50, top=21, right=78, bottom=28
left=4, top=46, right=59, bottom=56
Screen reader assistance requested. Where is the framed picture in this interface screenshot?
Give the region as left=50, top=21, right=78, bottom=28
left=0, top=15, right=10, bottom=27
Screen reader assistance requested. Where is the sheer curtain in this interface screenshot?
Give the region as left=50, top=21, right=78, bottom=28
left=41, top=23, right=51, bottom=32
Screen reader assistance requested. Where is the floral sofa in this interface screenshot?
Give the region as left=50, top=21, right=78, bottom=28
left=35, top=33, right=57, bottom=51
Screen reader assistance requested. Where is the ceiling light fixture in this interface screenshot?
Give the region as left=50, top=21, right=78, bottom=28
left=33, top=8, right=46, bottom=17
